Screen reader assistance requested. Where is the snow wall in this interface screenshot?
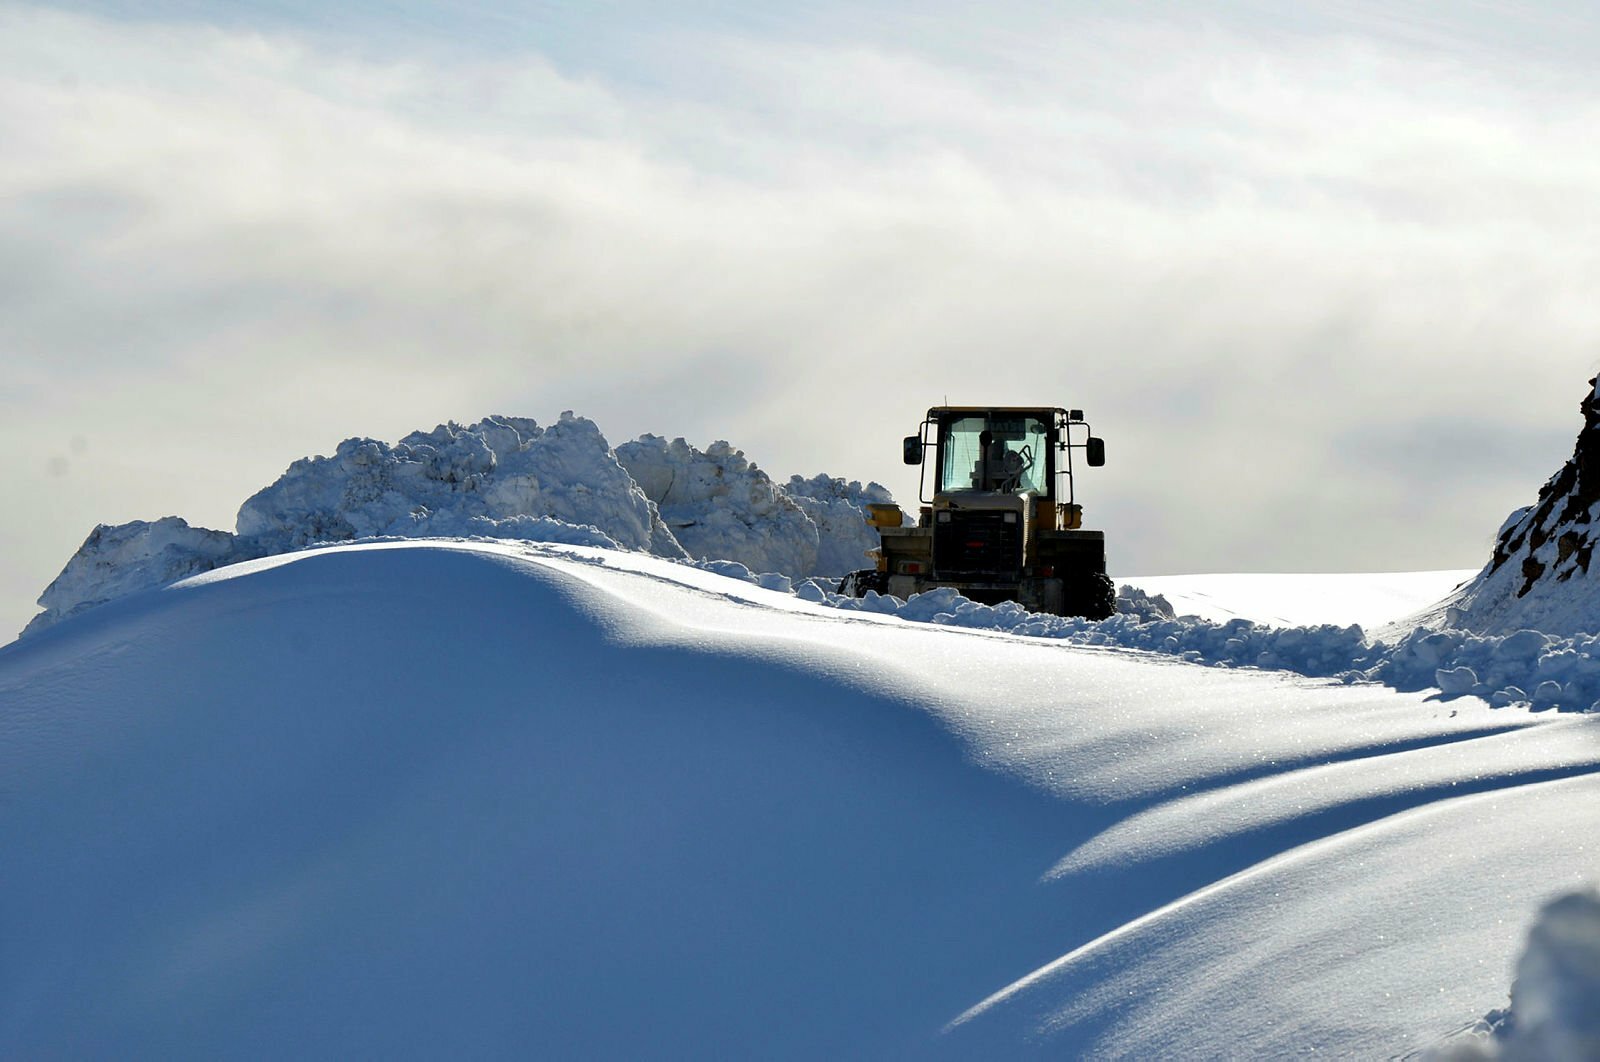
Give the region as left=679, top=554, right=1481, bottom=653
left=25, top=413, right=888, bottom=638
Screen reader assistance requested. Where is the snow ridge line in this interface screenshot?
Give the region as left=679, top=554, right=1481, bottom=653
left=941, top=806, right=1393, bottom=1034
left=947, top=771, right=1600, bottom=1039
left=1050, top=753, right=1600, bottom=880
left=1120, top=722, right=1538, bottom=806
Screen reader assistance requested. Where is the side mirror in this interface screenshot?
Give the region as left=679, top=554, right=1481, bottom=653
left=1085, top=437, right=1106, bottom=467
left=903, top=435, right=923, bottom=465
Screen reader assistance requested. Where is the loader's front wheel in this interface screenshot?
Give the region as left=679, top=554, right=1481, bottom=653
left=1062, top=572, right=1117, bottom=620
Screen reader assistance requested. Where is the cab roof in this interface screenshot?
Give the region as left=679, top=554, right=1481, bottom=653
left=924, top=406, right=1067, bottom=417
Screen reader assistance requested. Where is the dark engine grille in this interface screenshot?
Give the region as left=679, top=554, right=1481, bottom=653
left=933, top=510, right=1023, bottom=578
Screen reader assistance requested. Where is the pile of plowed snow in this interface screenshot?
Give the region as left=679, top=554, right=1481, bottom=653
left=25, top=413, right=892, bottom=638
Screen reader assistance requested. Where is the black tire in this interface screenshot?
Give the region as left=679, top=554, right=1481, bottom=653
left=1062, top=572, right=1117, bottom=620
left=838, top=569, right=888, bottom=598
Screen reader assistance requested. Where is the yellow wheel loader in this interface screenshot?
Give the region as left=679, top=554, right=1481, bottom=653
left=839, top=406, right=1115, bottom=619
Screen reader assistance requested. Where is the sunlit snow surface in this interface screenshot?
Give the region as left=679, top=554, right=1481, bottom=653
left=1, top=542, right=1596, bottom=1057
left=1122, top=569, right=1476, bottom=629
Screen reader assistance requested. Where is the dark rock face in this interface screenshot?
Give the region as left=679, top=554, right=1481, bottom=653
left=1488, top=377, right=1600, bottom=598
left=1416, top=376, right=1600, bottom=637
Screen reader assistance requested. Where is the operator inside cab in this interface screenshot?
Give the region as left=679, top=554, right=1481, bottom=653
left=972, top=429, right=1026, bottom=492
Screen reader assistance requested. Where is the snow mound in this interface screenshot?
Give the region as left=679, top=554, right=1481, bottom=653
left=1510, top=888, right=1600, bottom=1060
left=1430, top=887, right=1600, bottom=1061
left=22, top=414, right=900, bottom=639
left=236, top=413, right=678, bottom=557
left=1421, top=377, right=1600, bottom=638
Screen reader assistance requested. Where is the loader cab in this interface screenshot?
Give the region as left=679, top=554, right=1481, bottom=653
left=904, top=406, right=1104, bottom=507
left=940, top=413, right=1051, bottom=495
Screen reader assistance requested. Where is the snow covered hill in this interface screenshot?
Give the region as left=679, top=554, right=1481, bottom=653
left=2, top=541, right=1596, bottom=1057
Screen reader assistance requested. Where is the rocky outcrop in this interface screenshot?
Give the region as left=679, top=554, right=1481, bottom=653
left=1420, top=377, right=1600, bottom=637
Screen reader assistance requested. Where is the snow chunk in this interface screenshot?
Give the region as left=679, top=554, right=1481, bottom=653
left=1436, top=666, right=1479, bottom=698
left=1116, top=584, right=1177, bottom=623
left=24, top=517, right=245, bottom=637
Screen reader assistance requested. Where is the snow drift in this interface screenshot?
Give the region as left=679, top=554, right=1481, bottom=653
left=0, top=545, right=1059, bottom=1056
left=3, top=540, right=1598, bottom=1057
left=23, top=414, right=891, bottom=638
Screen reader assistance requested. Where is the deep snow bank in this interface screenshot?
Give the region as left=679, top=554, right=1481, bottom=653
left=23, top=414, right=894, bottom=638
left=1419, top=377, right=1600, bottom=639
left=0, top=542, right=1083, bottom=1057
left=6, top=540, right=1598, bottom=1057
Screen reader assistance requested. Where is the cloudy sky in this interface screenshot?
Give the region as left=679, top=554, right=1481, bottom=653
left=5, top=0, right=1599, bottom=637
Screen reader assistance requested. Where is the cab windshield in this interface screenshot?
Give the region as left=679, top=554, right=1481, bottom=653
left=939, top=414, right=1050, bottom=494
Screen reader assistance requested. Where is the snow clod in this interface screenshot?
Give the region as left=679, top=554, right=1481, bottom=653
left=1436, top=666, right=1479, bottom=698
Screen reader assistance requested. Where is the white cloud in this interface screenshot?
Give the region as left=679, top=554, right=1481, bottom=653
left=3, top=3, right=1599, bottom=634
